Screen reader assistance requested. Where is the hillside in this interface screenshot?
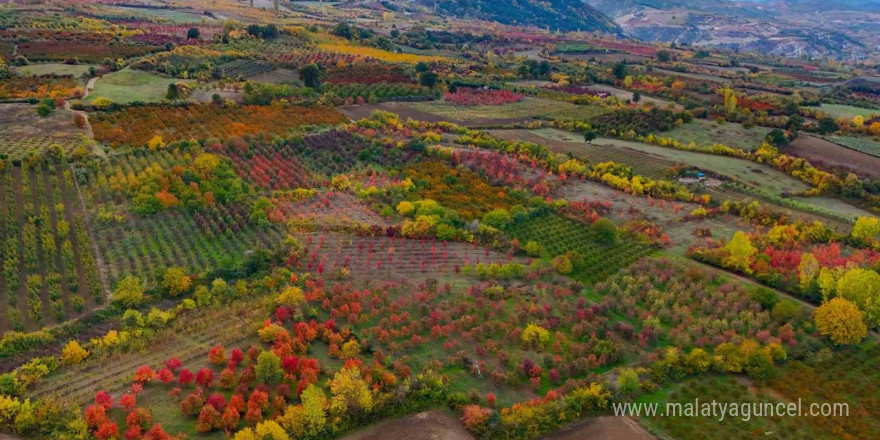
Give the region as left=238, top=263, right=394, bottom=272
left=422, top=0, right=621, bottom=33
left=587, top=0, right=877, bottom=60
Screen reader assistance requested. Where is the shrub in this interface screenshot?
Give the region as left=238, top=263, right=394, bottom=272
left=815, top=298, right=868, bottom=345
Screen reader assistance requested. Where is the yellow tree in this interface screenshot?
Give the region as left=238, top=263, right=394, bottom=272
left=330, top=367, right=373, bottom=416
left=302, top=384, right=327, bottom=435
left=797, top=253, right=819, bottom=290
left=851, top=217, right=880, bottom=242
left=60, top=340, right=89, bottom=365
left=815, top=298, right=868, bottom=345
left=723, top=231, right=756, bottom=273
left=162, top=266, right=191, bottom=296
left=111, top=275, right=144, bottom=307
left=521, top=324, right=550, bottom=348
left=836, top=268, right=880, bottom=327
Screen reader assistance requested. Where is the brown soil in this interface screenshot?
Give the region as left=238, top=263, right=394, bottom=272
left=787, top=135, right=880, bottom=178
left=339, top=410, right=475, bottom=440
left=340, top=102, right=455, bottom=124
left=543, top=416, right=657, bottom=440
left=338, top=102, right=534, bottom=128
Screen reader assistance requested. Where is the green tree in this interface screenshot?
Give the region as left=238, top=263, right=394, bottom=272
left=301, top=384, right=327, bottom=435
left=186, top=28, right=200, bottom=39
left=612, top=62, right=627, bottom=80
left=165, top=83, right=180, bottom=100
left=419, top=71, right=438, bottom=87
left=255, top=351, right=284, bottom=385
left=162, top=266, right=191, bottom=296
left=818, top=117, right=839, bottom=135
left=851, top=217, right=880, bottom=242
left=481, top=209, right=511, bottom=229
left=723, top=231, right=756, bottom=273
left=111, top=275, right=144, bottom=308
left=836, top=268, right=880, bottom=327
left=591, top=218, right=618, bottom=245
left=656, top=50, right=671, bottom=62
left=299, top=64, right=321, bottom=88
left=617, top=368, right=640, bottom=395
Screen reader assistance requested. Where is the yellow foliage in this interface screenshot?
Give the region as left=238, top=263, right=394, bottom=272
left=815, top=298, right=867, bottom=345
left=60, top=340, right=89, bottom=365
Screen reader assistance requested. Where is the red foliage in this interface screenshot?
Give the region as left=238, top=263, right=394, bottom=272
left=133, top=365, right=155, bottom=383
left=208, top=345, right=227, bottom=365
left=178, top=368, right=194, bottom=386
left=229, top=348, right=245, bottom=366
left=164, top=358, right=182, bottom=371
left=445, top=88, right=522, bottom=106
left=195, top=368, right=215, bottom=388
left=85, top=404, right=108, bottom=429
left=126, top=408, right=152, bottom=430
left=207, top=393, right=227, bottom=412
left=196, top=404, right=222, bottom=433
left=125, top=426, right=142, bottom=440
left=119, top=393, right=137, bottom=412
left=95, top=390, right=113, bottom=409
left=95, top=421, right=119, bottom=440
left=142, top=424, right=171, bottom=440
left=156, top=368, right=175, bottom=384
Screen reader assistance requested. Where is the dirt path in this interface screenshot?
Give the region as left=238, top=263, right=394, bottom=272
left=66, top=163, right=111, bottom=300
left=64, top=77, right=104, bottom=158
left=543, top=416, right=657, bottom=440
left=338, top=410, right=474, bottom=440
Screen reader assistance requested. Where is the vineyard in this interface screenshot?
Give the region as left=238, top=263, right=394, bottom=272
left=0, top=76, right=83, bottom=100
left=444, top=88, right=523, bottom=106
left=75, top=150, right=285, bottom=283
left=89, top=104, right=347, bottom=147
left=0, top=104, right=93, bottom=160
left=1, top=3, right=879, bottom=440
left=506, top=212, right=656, bottom=283
left=0, top=163, right=103, bottom=332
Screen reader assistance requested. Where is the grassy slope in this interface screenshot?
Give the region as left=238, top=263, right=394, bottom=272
left=85, top=68, right=194, bottom=104
left=19, top=63, right=96, bottom=77
left=661, top=119, right=773, bottom=152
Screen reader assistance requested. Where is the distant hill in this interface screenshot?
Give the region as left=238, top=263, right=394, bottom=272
left=586, top=0, right=877, bottom=60
left=419, top=0, right=622, bottom=34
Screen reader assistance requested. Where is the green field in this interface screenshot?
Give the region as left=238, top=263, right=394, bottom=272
left=661, top=119, right=773, bottom=152
left=818, top=103, right=880, bottom=119
left=413, top=97, right=608, bottom=122
left=824, top=135, right=880, bottom=158
left=636, top=375, right=825, bottom=440
left=84, top=68, right=194, bottom=104
left=19, top=63, right=96, bottom=77
left=110, top=6, right=211, bottom=23
left=592, top=137, right=810, bottom=196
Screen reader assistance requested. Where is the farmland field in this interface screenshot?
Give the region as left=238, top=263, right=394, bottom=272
left=823, top=135, right=880, bottom=158
left=788, top=135, right=880, bottom=178
left=0, top=104, right=93, bottom=160
left=590, top=138, right=811, bottom=196
left=0, top=164, right=104, bottom=332
left=1, top=3, right=879, bottom=440
left=413, top=97, right=608, bottom=124
left=817, top=103, right=880, bottom=119
left=505, top=212, right=657, bottom=284
left=18, top=63, right=96, bottom=77
left=660, top=119, right=773, bottom=151
left=84, top=68, right=194, bottom=104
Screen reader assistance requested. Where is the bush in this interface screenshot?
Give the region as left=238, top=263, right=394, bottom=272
left=590, top=218, right=618, bottom=245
